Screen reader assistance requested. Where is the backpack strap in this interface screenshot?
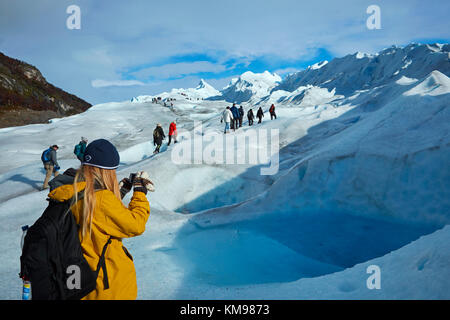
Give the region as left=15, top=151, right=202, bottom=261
left=74, top=189, right=85, bottom=202
left=69, top=184, right=103, bottom=203
left=96, top=237, right=112, bottom=290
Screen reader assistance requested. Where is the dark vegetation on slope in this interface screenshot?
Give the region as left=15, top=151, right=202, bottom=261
left=0, top=52, right=91, bottom=128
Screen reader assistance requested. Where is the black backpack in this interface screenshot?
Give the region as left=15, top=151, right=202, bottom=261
left=19, top=191, right=112, bottom=300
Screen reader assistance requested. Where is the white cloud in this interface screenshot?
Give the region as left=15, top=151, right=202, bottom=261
left=132, top=61, right=228, bottom=80
left=91, top=79, right=146, bottom=88
left=2, top=0, right=448, bottom=104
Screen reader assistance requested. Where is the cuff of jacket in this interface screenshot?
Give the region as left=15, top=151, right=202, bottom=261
left=133, top=188, right=148, bottom=195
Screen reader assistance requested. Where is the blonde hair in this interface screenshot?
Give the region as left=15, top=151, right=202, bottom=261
left=73, top=165, right=121, bottom=239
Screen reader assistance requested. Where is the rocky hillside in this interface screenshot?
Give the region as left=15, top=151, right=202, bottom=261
left=0, top=52, right=91, bottom=128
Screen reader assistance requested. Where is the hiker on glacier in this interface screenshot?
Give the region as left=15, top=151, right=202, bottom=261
left=230, top=103, right=240, bottom=131
left=41, top=144, right=60, bottom=190
left=168, top=121, right=178, bottom=146
left=269, top=104, right=277, bottom=120
left=238, top=106, right=245, bottom=128
left=221, top=106, right=234, bottom=134
left=49, top=139, right=152, bottom=299
left=247, top=108, right=255, bottom=126
left=153, top=124, right=166, bottom=154
left=74, top=137, right=88, bottom=162
left=257, top=107, right=264, bottom=123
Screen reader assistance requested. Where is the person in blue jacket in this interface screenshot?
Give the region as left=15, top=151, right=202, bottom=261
left=230, top=103, right=240, bottom=131
left=41, top=144, right=60, bottom=190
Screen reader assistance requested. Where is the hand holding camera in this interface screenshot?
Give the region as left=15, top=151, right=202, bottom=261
left=132, top=171, right=155, bottom=194
left=120, top=171, right=155, bottom=197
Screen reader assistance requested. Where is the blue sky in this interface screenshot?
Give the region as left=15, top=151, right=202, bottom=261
left=0, top=0, right=449, bottom=104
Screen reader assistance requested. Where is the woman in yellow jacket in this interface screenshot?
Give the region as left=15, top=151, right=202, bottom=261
left=48, top=139, right=153, bottom=300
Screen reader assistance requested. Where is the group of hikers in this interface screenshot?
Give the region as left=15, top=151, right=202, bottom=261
left=41, top=119, right=177, bottom=185
left=39, top=120, right=177, bottom=191
left=152, top=120, right=178, bottom=154
left=221, top=103, right=277, bottom=134
left=152, top=97, right=178, bottom=104
left=152, top=103, right=278, bottom=155
left=40, top=103, right=277, bottom=189
left=40, top=137, right=88, bottom=190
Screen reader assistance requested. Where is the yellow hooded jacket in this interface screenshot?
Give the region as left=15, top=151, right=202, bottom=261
left=48, top=182, right=150, bottom=300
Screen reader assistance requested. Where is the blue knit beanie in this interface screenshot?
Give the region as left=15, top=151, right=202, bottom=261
left=82, top=139, right=120, bottom=170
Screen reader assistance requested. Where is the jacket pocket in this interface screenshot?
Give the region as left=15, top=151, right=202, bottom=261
left=122, top=246, right=133, bottom=261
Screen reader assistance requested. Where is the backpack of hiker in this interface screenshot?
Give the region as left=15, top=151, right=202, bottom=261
left=73, top=137, right=88, bottom=162
left=19, top=189, right=111, bottom=300
left=153, top=127, right=160, bottom=143
left=269, top=104, right=276, bottom=120
left=41, top=147, right=52, bottom=164
left=257, top=107, right=264, bottom=118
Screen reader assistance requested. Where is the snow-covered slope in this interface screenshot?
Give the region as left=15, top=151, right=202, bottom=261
left=404, top=70, right=450, bottom=96
left=244, top=70, right=450, bottom=225
left=260, top=85, right=341, bottom=107
left=0, top=43, right=449, bottom=300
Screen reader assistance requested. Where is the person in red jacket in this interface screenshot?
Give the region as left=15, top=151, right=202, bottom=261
left=269, top=104, right=277, bottom=120
left=168, top=121, right=178, bottom=145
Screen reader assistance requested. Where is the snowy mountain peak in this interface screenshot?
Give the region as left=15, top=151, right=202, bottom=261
left=217, top=71, right=282, bottom=103
left=194, top=78, right=220, bottom=95
left=192, top=79, right=220, bottom=97
left=239, top=70, right=281, bottom=84
left=197, top=78, right=211, bottom=89
left=354, top=52, right=371, bottom=59
left=404, top=70, right=450, bottom=96
left=221, top=77, right=239, bottom=91
left=308, top=60, right=329, bottom=70
left=426, top=43, right=445, bottom=52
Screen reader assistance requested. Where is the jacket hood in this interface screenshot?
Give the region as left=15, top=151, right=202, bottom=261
left=48, top=182, right=86, bottom=202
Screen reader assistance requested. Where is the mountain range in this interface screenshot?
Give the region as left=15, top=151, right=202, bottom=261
left=131, top=43, right=449, bottom=107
